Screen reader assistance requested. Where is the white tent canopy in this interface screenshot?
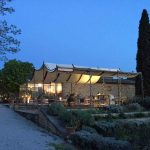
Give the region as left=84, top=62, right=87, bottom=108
left=30, top=63, right=138, bottom=84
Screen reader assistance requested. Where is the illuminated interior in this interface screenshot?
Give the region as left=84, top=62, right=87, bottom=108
left=27, top=82, right=62, bottom=94
left=87, top=75, right=101, bottom=84
left=67, top=74, right=81, bottom=83
left=78, top=74, right=91, bottom=84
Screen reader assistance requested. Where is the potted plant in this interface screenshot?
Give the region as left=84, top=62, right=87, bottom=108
left=65, top=120, right=78, bottom=134
left=60, top=110, right=79, bottom=134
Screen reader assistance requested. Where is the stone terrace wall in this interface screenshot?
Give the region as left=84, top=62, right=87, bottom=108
left=62, top=83, right=135, bottom=99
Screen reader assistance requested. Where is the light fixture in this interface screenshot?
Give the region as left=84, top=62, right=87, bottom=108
left=38, top=83, right=42, bottom=87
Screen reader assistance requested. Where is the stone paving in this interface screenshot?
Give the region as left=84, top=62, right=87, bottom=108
left=0, top=105, right=63, bottom=150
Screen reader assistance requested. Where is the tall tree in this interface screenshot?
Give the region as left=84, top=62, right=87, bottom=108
left=0, top=0, right=21, bottom=60
left=136, top=9, right=150, bottom=96
left=0, top=59, right=34, bottom=98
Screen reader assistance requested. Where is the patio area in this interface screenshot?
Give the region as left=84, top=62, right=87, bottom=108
left=19, top=63, right=138, bottom=108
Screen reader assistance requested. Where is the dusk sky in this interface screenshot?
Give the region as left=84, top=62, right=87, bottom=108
left=2, top=0, right=150, bottom=71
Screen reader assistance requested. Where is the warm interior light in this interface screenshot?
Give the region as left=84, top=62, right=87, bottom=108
left=78, top=74, right=90, bottom=84
left=28, top=84, right=34, bottom=88
left=88, top=76, right=101, bottom=84
left=27, top=96, right=30, bottom=103
left=50, top=83, right=55, bottom=93
left=56, top=83, right=62, bottom=93
left=38, top=83, right=42, bottom=87
left=67, top=74, right=81, bottom=83
left=48, top=83, right=62, bottom=94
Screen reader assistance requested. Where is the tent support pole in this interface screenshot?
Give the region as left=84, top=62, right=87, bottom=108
left=55, top=83, right=57, bottom=100
left=90, top=72, right=92, bottom=106
left=117, top=71, right=120, bottom=105
left=34, top=74, right=36, bottom=101
left=71, top=83, right=73, bottom=94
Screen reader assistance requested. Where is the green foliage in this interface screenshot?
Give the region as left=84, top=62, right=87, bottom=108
left=85, top=108, right=98, bottom=114
left=106, top=105, right=123, bottom=113
left=0, top=59, right=34, bottom=98
left=94, top=119, right=150, bottom=149
left=139, top=97, right=150, bottom=109
left=131, top=96, right=143, bottom=103
left=133, top=112, right=145, bottom=118
left=72, top=110, right=95, bottom=127
left=70, top=130, right=131, bottom=150
left=0, top=0, right=21, bottom=60
left=82, top=125, right=97, bottom=134
left=47, top=102, right=65, bottom=116
left=118, top=112, right=127, bottom=119
left=123, top=103, right=143, bottom=112
left=49, top=143, right=76, bottom=150
left=136, top=9, right=150, bottom=96
left=59, top=110, right=95, bottom=128
left=59, top=111, right=79, bottom=127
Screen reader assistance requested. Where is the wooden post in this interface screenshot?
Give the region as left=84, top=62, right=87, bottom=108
left=120, top=75, right=122, bottom=104
left=55, top=83, right=57, bottom=100
left=117, top=70, right=120, bottom=105
left=26, top=79, right=28, bottom=105
left=34, top=74, right=36, bottom=100
left=89, top=72, right=92, bottom=106
left=71, top=83, right=73, bottom=94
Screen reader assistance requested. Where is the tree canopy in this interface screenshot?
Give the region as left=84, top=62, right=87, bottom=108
left=0, top=59, right=34, bottom=99
left=0, top=0, right=21, bottom=60
left=136, top=9, right=150, bottom=96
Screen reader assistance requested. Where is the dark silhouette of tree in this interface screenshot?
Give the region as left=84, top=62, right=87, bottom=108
left=136, top=9, right=150, bottom=96
left=0, top=0, right=21, bottom=60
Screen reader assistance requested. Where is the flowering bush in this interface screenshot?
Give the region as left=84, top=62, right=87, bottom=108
left=106, top=105, right=123, bottom=113
left=123, top=103, right=143, bottom=112
left=70, top=130, right=131, bottom=150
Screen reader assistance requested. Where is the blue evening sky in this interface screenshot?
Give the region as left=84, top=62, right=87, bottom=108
left=2, top=0, right=150, bottom=71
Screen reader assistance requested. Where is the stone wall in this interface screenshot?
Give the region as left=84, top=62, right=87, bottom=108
left=15, top=106, right=63, bottom=137
left=62, top=83, right=135, bottom=99
left=38, top=108, right=61, bottom=136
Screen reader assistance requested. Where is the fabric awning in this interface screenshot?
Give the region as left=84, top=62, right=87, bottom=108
left=30, top=63, right=138, bottom=84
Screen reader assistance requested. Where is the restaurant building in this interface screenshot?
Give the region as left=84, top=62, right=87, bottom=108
left=20, top=63, right=138, bottom=105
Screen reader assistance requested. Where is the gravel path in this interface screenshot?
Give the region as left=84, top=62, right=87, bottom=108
left=0, top=105, right=63, bottom=150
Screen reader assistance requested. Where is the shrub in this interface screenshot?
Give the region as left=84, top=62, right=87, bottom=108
left=123, top=103, right=143, bottom=112
left=59, top=110, right=95, bottom=129
left=118, top=112, right=127, bottom=119
left=47, top=102, right=65, bottom=116
left=72, top=110, right=95, bottom=127
left=85, top=108, right=98, bottom=114
left=59, top=110, right=79, bottom=127
left=93, top=119, right=150, bottom=148
left=94, top=121, right=116, bottom=136
left=70, top=130, right=132, bottom=150
left=82, top=125, right=97, bottom=134
left=50, top=143, right=76, bottom=150
left=134, top=112, right=146, bottom=118
left=106, top=105, right=123, bottom=113
left=131, top=96, right=143, bottom=103
left=140, top=97, right=150, bottom=109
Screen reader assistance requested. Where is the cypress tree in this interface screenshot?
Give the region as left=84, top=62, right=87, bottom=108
left=136, top=9, right=150, bottom=96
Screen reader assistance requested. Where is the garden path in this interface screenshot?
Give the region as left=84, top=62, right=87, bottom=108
left=0, top=104, right=63, bottom=150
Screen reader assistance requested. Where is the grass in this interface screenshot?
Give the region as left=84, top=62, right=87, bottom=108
left=48, top=143, right=77, bottom=150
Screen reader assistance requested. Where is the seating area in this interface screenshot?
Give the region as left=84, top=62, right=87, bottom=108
left=21, top=91, right=128, bottom=109
left=42, top=93, right=119, bottom=108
